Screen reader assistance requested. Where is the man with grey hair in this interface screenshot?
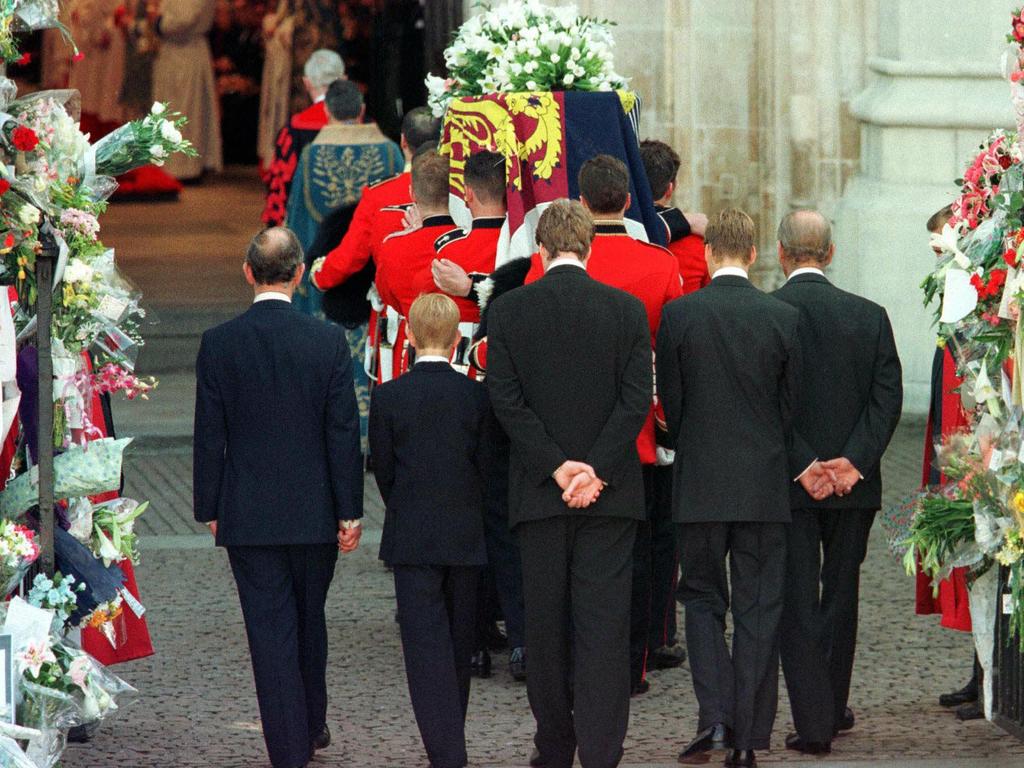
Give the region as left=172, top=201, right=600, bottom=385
left=263, top=48, right=348, bottom=225
left=194, top=226, right=363, bottom=768
left=772, top=209, right=902, bottom=756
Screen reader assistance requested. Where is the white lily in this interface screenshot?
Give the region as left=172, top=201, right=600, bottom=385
left=930, top=223, right=970, bottom=269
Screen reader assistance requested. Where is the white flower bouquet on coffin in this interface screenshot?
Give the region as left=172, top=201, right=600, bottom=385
left=426, top=0, right=628, bottom=116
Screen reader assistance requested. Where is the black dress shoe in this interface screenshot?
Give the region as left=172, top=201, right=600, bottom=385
left=956, top=701, right=984, bottom=721
left=631, top=679, right=651, bottom=697
left=724, top=749, right=755, bottom=768
left=312, top=724, right=331, bottom=750
left=940, top=681, right=979, bottom=708
left=471, top=649, right=492, bottom=678
left=679, top=723, right=730, bottom=761
left=649, top=643, right=686, bottom=670
left=785, top=732, right=831, bottom=754
left=835, top=707, right=855, bottom=733
left=509, top=646, right=527, bottom=681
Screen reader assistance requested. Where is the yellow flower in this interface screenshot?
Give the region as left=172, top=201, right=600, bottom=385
left=16, top=269, right=24, bottom=281
left=1013, top=491, right=1024, bottom=517
left=937, top=336, right=947, bottom=349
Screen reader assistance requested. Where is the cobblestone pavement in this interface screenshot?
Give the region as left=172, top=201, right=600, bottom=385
left=60, top=419, right=1024, bottom=768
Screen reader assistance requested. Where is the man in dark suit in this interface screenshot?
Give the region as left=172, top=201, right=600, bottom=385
left=369, top=293, right=490, bottom=768
left=193, top=227, right=363, bottom=768
left=656, top=209, right=801, bottom=768
left=772, top=210, right=903, bottom=754
left=486, top=199, right=652, bottom=768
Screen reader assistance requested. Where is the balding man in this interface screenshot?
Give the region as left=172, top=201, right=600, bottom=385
left=194, top=227, right=363, bottom=768
left=772, top=210, right=902, bottom=755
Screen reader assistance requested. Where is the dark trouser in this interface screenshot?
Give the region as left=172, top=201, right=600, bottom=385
left=780, top=508, right=875, bottom=742
left=483, top=425, right=526, bottom=648
left=518, top=515, right=636, bottom=768
left=679, top=521, right=786, bottom=751
left=629, top=517, right=653, bottom=688
left=630, top=466, right=680, bottom=686
left=227, top=544, right=338, bottom=768
left=394, top=565, right=479, bottom=768
left=648, top=465, right=680, bottom=649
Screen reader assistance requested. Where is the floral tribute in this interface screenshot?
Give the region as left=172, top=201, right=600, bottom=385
left=425, top=0, right=628, bottom=116
left=906, top=9, right=1024, bottom=667
left=0, top=4, right=192, bottom=764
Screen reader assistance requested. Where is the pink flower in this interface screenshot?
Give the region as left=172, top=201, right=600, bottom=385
left=67, top=655, right=90, bottom=691
left=18, top=641, right=56, bottom=678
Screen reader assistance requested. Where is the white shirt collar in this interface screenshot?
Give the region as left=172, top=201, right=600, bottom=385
left=415, top=355, right=451, bottom=365
left=788, top=266, right=826, bottom=281
left=314, top=94, right=326, bottom=104
left=546, top=256, right=587, bottom=273
left=253, top=291, right=292, bottom=304
left=711, top=266, right=749, bottom=280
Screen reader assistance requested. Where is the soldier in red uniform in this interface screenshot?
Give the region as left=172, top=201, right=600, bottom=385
left=262, top=50, right=347, bottom=226
left=640, top=139, right=710, bottom=295
left=374, top=152, right=457, bottom=379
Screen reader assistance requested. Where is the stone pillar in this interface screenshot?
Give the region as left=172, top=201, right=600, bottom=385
left=833, top=0, right=1014, bottom=413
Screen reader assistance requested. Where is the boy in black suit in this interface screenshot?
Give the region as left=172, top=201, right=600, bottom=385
left=368, top=293, right=490, bottom=768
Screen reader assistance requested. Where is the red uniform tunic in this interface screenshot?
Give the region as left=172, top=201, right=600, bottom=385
left=312, top=171, right=413, bottom=291
left=524, top=221, right=683, bottom=463
left=375, top=215, right=459, bottom=379
left=261, top=101, right=330, bottom=226
left=657, top=204, right=709, bottom=295
left=311, top=171, right=412, bottom=386
left=433, top=217, right=504, bottom=322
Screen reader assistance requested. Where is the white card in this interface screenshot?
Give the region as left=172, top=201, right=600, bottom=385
left=940, top=268, right=979, bottom=324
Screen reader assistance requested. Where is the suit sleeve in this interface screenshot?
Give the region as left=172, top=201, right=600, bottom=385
left=781, top=314, right=805, bottom=474
left=840, top=309, right=904, bottom=479
left=313, top=191, right=375, bottom=290
left=325, top=333, right=364, bottom=521
left=655, top=307, right=683, bottom=448
left=585, top=301, right=654, bottom=481
left=367, top=386, right=395, bottom=505
left=485, top=302, right=567, bottom=482
left=192, top=334, right=226, bottom=523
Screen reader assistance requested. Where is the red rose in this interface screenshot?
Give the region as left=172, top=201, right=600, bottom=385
left=971, top=273, right=984, bottom=292
left=10, top=126, right=37, bottom=152
left=1005, top=247, right=1019, bottom=267
left=0, top=180, right=10, bottom=196
left=3, top=233, right=14, bottom=249
left=1000, top=155, right=1013, bottom=169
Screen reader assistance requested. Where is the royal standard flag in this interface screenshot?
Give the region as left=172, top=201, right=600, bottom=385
left=442, top=90, right=665, bottom=266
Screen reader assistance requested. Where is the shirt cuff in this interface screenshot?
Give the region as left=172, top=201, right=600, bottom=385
left=339, top=519, right=362, bottom=530
left=794, top=459, right=818, bottom=483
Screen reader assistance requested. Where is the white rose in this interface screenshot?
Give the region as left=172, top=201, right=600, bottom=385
left=510, top=61, right=523, bottom=75
left=150, top=144, right=167, bottom=159
left=160, top=121, right=183, bottom=145
left=150, top=102, right=166, bottom=116
left=524, top=60, right=538, bottom=74
left=18, top=205, right=38, bottom=225
left=563, top=73, right=575, bottom=86
left=550, top=52, right=561, bottom=64
left=526, top=80, right=538, bottom=91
